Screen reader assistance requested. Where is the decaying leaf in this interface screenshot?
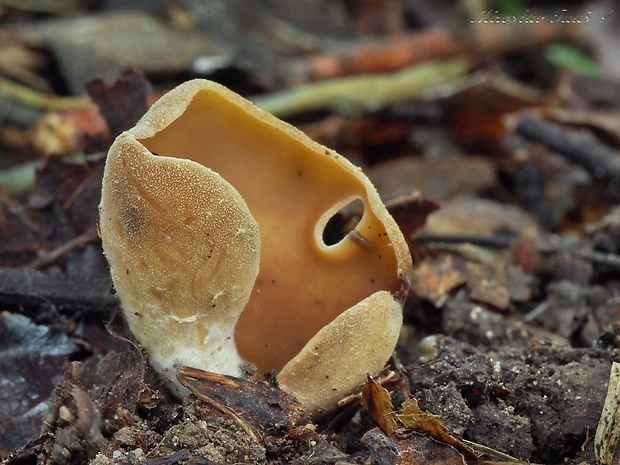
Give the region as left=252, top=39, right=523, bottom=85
left=361, top=375, right=398, bottom=435
left=360, top=376, right=481, bottom=461
left=0, top=312, right=77, bottom=452
left=383, top=191, right=439, bottom=244
left=422, top=197, right=540, bottom=239
left=85, top=69, right=152, bottom=141
left=368, top=156, right=496, bottom=204
left=396, top=398, right=481, bottom=460
left=410, top=255, right=466, bottom=306
left=436, top=70, right=548, bottom=144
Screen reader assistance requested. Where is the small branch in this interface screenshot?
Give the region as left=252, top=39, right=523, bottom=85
left=0, top=75, right=91, bottom=111
left=252, top=58, right=471, bottom=117
left=0, top=266, right=117, bottom=314
left=416, top=232, right=620, bottom=271
left=27, top=227, right=99, bottom=270
left=516, top=111, right=620, bottom=181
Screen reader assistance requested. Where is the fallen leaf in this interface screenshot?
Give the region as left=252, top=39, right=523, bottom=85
left=85, top=69, right=151, bottom=141
left=368, top=156, right=496, bottom=203
left=361, top=375, right=398, bottom=435
left=0, top=312, right=77, bottom=451
left=384, top=191, right=439, bottom=243
left=410, top=256, right=466, bottom=306
left=396, top=398, right=481, bottom=460
left=438, top=70, right=547, bottom=144
left=421, top=197, right=539, bottom=238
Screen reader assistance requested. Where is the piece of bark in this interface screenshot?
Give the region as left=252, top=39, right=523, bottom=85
left=177, top=367, right=309, bottom=440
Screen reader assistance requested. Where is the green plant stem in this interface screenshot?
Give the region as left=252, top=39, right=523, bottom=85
left=0, top=76, right=91, bottom=111
left=252, top=57, right=472, bottom=117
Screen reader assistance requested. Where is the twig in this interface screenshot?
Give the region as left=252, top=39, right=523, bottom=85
left=516, top=111, right=620, bottom=181
left=300, top=20, right=579, bottom=81
left=0, top=75, right=91, bottom=111
left=416, top=232, right=620, bottom=271
left=27, top=227, right=99, bottom=270
left=461, top=438, right=524, bottom=463
left=252, top=58, right=471, bottom=117
left=303, top=28, right=466, bottom=79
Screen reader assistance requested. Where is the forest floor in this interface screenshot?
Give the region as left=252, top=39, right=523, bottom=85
left=2, top=1, right=620, bottom=464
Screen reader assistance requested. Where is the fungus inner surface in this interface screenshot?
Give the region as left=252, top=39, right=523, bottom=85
left=140, top=89, right=403, bottom=374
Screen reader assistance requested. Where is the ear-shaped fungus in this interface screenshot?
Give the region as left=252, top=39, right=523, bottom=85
left=99, top=80, right=412, bottom=418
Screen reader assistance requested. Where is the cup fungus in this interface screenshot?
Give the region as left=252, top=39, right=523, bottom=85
left=99, top=79, right=412, bottom=418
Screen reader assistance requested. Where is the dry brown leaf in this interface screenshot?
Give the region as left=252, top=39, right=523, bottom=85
left=361, top=378, right=481, bottom=460
left=361, top=375, right=398, bottom=435
left=410, top=255, right=466, bottom=306
left=422, top=198, right=539, bottom=239
left=465, top=260, right=511, bottom=310
left=368, top=156, right=496, bottom=204
left=437, top=70, right=548, bottom=144
left=396, top=398, right=482, bottom=460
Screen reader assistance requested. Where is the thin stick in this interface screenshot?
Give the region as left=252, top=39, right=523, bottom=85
left=516, top=111, right=620, bottom=181
left=28, top=227, right=99, bottom=270
left=416, top=232, right=620, bottom=271
left=252, top=58, right=471, bottom=117
left=0, top=76, right=91, bottom=111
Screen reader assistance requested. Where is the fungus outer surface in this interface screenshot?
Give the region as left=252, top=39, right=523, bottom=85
left=99, top=132, right=260, bottom=393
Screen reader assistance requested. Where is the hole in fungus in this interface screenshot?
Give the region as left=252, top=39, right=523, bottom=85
left=320, top=198, right=364, bottom=246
